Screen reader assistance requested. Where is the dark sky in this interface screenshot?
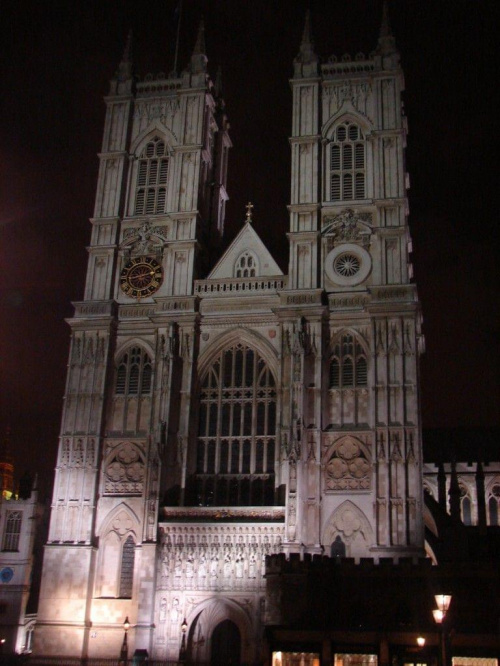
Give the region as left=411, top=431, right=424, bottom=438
left=0, top=0, right=498, bottom=496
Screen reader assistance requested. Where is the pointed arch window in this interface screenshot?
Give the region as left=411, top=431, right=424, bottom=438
left=329, top=121, right=366, bottom=201
left=134, top=136, right=169, bottom=215
left=488, top=484, right=500, bottom=526
left=119, top=535, right=135, bottom=598
left=329, top=334, right=368, bottom=389
left=235, top=251, right=258, bottom=278
left=195, top=343, right=277, bottom=507
left=115, top=347, right=152, bottom=397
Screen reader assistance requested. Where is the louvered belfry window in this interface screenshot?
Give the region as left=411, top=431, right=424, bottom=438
left=115, top=347, right=152, bottom=396
left=195, top=343, right=277, bottom=507
left=134, top=136, right=169, bottom=215
left=329, top=335, right=368, bottom=388
left=329, top=122, right=365, bottom=201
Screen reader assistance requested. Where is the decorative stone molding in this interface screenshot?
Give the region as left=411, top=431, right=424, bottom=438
left=104, top=441, right=145, bottom=495
left=324, top=435, right=371, bottom=491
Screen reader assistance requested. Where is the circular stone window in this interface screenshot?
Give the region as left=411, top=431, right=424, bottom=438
left=324, top=243, right=372, bottom=286
left=334, top=253, right=360, bottom=277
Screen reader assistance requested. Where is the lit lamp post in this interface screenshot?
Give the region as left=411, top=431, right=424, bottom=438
left=179, top=617, right=188, bottom=662
left=120, top=616, right=130, bottom=665
left=432, top=594, right=452, bottom=666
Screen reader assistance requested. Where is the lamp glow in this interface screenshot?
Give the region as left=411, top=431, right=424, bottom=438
left=432, top=609, right=444, bottom=623
left=434, top=594, right=451, bottom=613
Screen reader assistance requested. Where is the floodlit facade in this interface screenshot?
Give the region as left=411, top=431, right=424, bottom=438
left=35, top=9, right=430, bottom=663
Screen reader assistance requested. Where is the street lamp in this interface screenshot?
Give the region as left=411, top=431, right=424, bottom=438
left=433, top=594, right=452, bottom=666
left=179, top=617, right=188, bottom=662
left=120, top=616, right=130, bottom=664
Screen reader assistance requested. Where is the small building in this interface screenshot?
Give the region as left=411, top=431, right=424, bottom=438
left=0, top=430, right=41, bottom=655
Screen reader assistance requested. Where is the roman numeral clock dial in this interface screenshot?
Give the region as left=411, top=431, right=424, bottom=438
left=120, top=256, right=163, bottom=300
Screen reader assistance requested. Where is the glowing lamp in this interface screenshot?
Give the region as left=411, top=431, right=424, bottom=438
left=434, top=595, right=452, bottom=613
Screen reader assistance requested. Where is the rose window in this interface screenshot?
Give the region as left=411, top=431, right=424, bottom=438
left=334, top=253, right=360, bottom=277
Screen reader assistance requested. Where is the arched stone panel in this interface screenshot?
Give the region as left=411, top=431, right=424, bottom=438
left=322, top=500, right=374, bottom=558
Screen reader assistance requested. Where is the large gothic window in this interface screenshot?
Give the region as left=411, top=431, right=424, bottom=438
left=134, top=136, right=169, bottom=215
left=329, top=335, right=367, bottom=389
left=329, top=121, right=365, bottom=201
left=195, top=343, right=277, bottom=506
left=115, top=347, right=152, bottom=397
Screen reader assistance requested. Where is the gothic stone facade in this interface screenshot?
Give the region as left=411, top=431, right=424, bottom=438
left=35, top=16, right=425, bottom=663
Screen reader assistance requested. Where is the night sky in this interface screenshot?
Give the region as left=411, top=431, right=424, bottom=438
left=0, top=0, right=498, bottom=496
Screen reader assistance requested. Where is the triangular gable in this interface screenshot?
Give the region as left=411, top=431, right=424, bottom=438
left=208, top=222, right=283, bottom=279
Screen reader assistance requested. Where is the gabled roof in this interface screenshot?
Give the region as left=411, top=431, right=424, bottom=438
left=208, top=222, right=283, bottom=279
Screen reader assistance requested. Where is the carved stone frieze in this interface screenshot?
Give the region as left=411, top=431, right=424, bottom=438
left=158, top=524, right=283, bottom=591
left=121, top=219, right=169, bottom=255
left=322, top=208, right=373, bottom=247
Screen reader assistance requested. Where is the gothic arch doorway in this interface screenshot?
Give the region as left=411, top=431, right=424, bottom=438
left=210, top=619, right=241, bottom=665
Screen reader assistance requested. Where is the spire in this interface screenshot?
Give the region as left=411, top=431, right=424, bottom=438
left=301, top=9, right=312, bottom=50
left=377, top=0, right=397, bottom=56
left=293, top=9, right=318, bottom=78
left=190, top=18, right=208, bottom=75
left=193, top=17, right=206, bottom=56
left=117, top=30, right=133, bottom=81
left=110, top=30, right=134, bottom=95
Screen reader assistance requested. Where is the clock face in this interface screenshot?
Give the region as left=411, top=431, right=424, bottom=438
left=0, top=567, right=14, bottom=583
left=120, top=256, right=163, bottom=299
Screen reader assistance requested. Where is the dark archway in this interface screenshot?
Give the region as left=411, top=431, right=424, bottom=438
left=210, top=619, right=241, bottom=665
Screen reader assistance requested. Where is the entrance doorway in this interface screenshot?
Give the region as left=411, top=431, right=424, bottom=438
left=210, top=619, right=241, bottom=665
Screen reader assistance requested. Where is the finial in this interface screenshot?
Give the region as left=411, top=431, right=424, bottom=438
left=245, top=202, right=254, bottom=223
left=377, top=0, right=397, bottom=56
left=123, top=29, right=133, bottom=63
left=193, top=17, right=206, bottom=56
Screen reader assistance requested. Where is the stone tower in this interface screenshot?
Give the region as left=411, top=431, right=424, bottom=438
left=35, top=7, right=424, bottom=663
left=284, top=6, right=424, bottom=561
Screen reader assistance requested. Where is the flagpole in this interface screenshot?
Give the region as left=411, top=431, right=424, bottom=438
left=173, top=0, right=183, bottom=76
